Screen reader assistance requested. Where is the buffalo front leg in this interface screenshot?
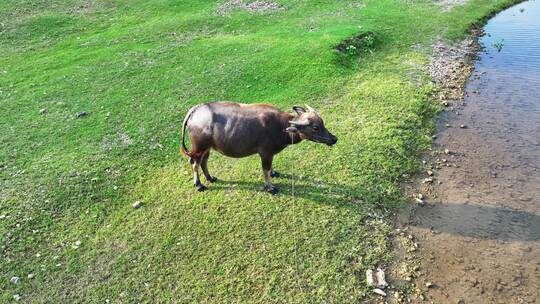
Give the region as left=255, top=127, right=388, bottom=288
left=190, top=157, right=207, bottom=192
left=260, top=153, right=278, bottom=195
left=201, top=151, right=217, bottom=183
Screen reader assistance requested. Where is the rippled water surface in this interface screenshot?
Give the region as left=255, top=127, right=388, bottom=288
left=480, top=0, right=540, bottom=85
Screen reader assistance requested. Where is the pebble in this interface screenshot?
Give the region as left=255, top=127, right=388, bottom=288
left=366, top=269, right=375, bottom=286
left=39, top=108, right=47, bottom=114
left=375, top=268, right=388, bottom=288
left=13, top=294, right=21, bottom=301
left=76, top=111, right=87, bottom=118
left=445, top=123, right=451, bottom=128
left=427, top=170, right=434, bottom=176
left=73, top=240, right=82, bottom=249
left=460, top=124, right=467, bottom=128
left=373, top=288, right=387, bottom=296
left=423, top=177, right=433, bottom=184
left=425, top=282, right=434, bottom=288
left=10, top=276, right=20, bottom=284
left=132, top=201, right=142, bottom=209
left=27, top=273, right=34, bottom=279
left=444, top=148, right=450, bottom=154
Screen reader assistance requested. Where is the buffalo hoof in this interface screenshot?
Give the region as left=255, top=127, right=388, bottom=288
left=270, top=171, right=280, bottom=178
left=207, top=176, right=218, bottom=183
left=265, top=185, right=279, bottom=195
left=196, top=184, right=207, bottom=192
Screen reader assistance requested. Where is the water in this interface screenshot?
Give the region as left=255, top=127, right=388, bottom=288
left=407, top=1, right=540, bottom=302
left=481, top=0, right=540, bottom=84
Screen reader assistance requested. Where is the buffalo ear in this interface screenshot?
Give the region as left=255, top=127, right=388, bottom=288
left=285, top=126, right=299, bottom=133
left=292, top=106, right=307, bottom=115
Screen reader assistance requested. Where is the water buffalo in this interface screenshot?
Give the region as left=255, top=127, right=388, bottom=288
left=180, top=102, right=337, bottom=194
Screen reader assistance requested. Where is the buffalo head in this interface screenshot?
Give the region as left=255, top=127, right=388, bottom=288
left=286, top=105, right=337, bottom=146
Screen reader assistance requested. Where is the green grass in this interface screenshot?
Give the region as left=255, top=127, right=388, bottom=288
left=0, top=0, right=520, bottom=302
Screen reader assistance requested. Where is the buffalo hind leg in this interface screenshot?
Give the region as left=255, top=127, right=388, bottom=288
left=201, top=151, right=217, bottom=183
left=190, top=156, right=207, bottom=192
left=260, top=153, right=278, bottom=195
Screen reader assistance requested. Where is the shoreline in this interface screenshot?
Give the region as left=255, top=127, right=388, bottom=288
left=388, top=32, right=483, bottom=302
left=392, top=0, right=538, bottom=303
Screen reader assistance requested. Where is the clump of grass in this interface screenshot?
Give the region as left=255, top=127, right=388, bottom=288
left=336, top=31, right=377, bottom=55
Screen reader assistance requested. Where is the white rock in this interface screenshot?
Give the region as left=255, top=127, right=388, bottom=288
left=133, top=201, right=142, bottom=209
left=10, top=276, right=20, bottom=284
left=373, top=288, right=387, bottom=296
left=366, top=269, right=375, bottom=286
left=13, top=294, right=21, bottom=301
left=75, top=240, right=82, bottom=246
left=375, top=268, right=388, bottom=288
left=423, top=177, right=433, bottom=183
left=27, top=273, right=34, bottom=279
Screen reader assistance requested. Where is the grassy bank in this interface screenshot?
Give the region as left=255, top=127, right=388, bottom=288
left=0, top=0, right=519, bottom=302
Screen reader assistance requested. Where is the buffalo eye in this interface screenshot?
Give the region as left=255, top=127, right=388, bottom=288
left=312, top=125, right=320, bottom=131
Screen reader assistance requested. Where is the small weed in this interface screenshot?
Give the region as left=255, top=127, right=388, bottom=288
left=493, top=38, right=504, bottom=52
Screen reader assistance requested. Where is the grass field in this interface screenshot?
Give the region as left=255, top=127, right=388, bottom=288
left=0, top=0, right=519, bottom=302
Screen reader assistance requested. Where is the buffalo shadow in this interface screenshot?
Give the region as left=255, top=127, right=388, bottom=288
left=411, top=202, right=540, bottom=242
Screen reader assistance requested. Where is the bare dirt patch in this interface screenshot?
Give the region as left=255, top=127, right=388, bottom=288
left=434, top=0, right=469, bottom=11
left=67, top=0, right=103, bottom=15
left=102, top=131, right=133, bottom=151
left=216, top=0, right=285, bottom=15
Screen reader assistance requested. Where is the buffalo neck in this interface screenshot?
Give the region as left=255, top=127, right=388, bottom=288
left=281, top=113, right=302, bottom=146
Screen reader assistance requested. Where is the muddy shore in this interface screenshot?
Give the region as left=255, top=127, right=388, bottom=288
left=392, top=1, right=540, bottom=303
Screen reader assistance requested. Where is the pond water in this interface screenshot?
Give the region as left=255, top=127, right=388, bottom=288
left=409, top=1, right=540, bottom=302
